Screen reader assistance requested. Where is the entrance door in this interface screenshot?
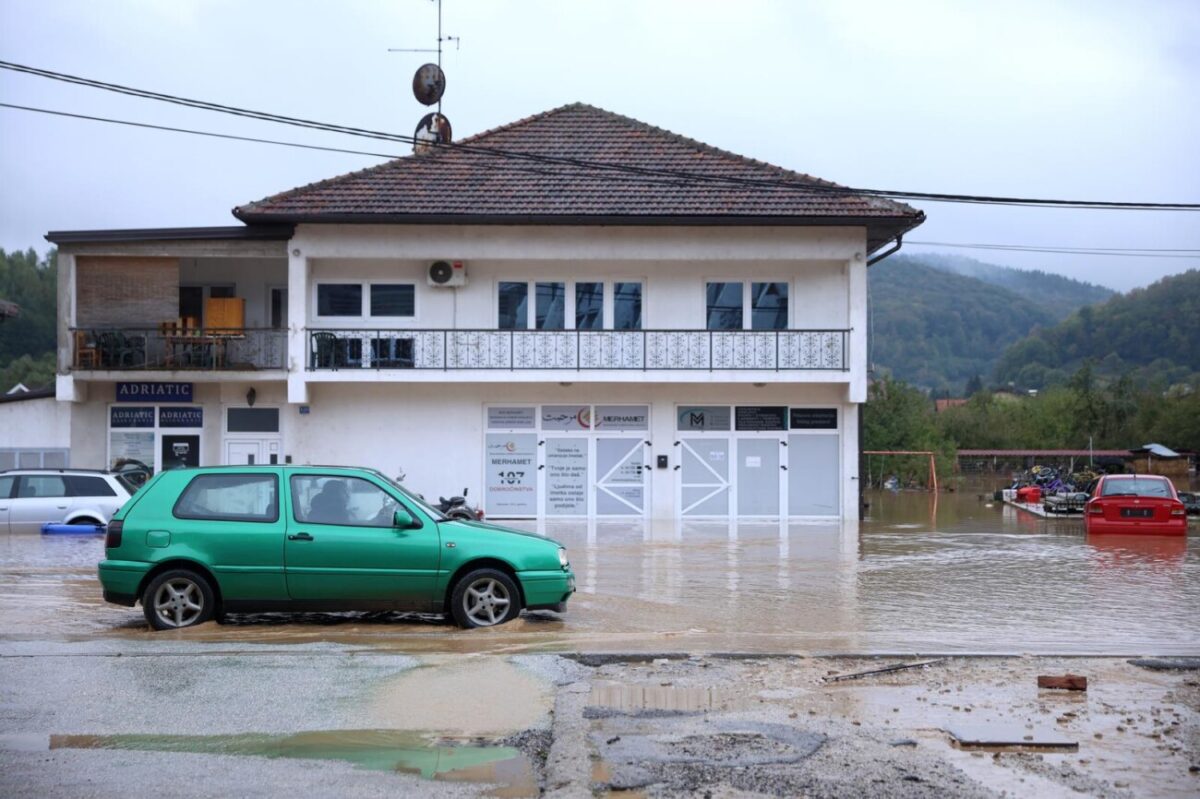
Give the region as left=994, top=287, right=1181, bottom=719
left=545, top=438, right=589, bottom=516
left=680, top=438, right=730, bottom=516
left=736, top=438, right=780, bottom=516
left=595, top=438, right=646, bottom=516
left=225, top=437, right=282, bottom=466
left=788, top=434, right=839, bottom=516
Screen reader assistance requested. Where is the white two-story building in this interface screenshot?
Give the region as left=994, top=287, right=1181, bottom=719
left=46, top=103, right=923, bottom=520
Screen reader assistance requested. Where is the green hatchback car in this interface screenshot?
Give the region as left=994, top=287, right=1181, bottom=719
left=99, top=466, right=574, bottom=630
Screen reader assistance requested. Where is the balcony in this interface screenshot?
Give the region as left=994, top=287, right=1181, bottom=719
left=70, top=327, right=286, bottom=372
left=307, top=329, right=848, bottom=372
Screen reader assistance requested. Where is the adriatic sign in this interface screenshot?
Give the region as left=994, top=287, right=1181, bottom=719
left=158, top=407, right=204, bottom=428
left=110, top=406, right=154, bottom=428
left=789, top=407, right=838, bottom=430
left=734, top=406, right=788, bottom=431
left=116, top=382, right=193, bottom=403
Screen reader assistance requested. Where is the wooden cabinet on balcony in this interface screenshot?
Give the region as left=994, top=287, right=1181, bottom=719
left=205, top=297, right=244, bottom=332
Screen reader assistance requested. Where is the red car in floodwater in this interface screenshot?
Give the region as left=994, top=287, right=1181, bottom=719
left=1085, top=474, right=1188, bottom=536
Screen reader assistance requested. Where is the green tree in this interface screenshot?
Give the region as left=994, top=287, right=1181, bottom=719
left=863, top=377, right=956, bottom=486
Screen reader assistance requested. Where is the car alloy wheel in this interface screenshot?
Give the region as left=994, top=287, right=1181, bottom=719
left=451, top=568, right=520, bottom=628
left=141, top=569, right=215, bottom=630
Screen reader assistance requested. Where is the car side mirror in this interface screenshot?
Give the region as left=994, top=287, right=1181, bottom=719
left=393, top=509, right=418, bottom=529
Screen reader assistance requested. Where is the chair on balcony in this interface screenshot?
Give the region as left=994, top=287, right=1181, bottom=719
left=73, top=330, right=98, bottom=369
left=311, top=331, right=347, bottom=370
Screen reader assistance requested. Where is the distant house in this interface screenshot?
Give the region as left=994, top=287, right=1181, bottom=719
left=934, top=398, right=968, bottom=413
left=37, top=103, right=924, bottom=520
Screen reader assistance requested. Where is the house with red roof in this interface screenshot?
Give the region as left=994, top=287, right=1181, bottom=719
left=44, top=103, right=923, bottom=520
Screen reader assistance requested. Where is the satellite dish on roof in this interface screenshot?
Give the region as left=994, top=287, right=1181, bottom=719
left=412, top=63, right=446, bottom=106
left=413, top=112, right=452, bottom=154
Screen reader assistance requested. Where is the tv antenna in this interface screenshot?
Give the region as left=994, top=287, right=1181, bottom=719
left=389, top=0, right=460, bottom=150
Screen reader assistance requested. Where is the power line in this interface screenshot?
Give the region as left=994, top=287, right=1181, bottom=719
left=3, top=59, right=1199, bottom=212
left=0, top=101, right=707, bottom=193
left=0, top=102, right=403, bottom=159
left=907, top=241, right=1200, bottom=259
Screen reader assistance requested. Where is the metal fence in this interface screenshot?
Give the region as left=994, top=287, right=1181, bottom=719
left=308, top=328, right=848, bottom=371
left=70, top=328, right=286, bottom=371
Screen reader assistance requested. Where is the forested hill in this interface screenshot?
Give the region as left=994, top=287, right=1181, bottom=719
left=868, top=257, right=1056, bottom=392
left=891, top=253, right=1114, bottom=321
left=994, top=269, right=1200, bottom=390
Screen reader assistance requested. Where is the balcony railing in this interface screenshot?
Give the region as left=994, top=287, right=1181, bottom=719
left=70, top=327, right=286, bottom=371
left=308, top=329, right=848, bottom=371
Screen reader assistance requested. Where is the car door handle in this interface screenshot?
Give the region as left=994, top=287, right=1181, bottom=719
left=288, top=532, right=314, bottom=541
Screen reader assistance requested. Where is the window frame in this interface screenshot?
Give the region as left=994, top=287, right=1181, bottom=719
left=705, top=278, right=792, bottom=330
left=312, top=280, right=418, bottom=322
left=171, top=472, right=280, bottom=523
left=497, top=278, right=645, bottom=330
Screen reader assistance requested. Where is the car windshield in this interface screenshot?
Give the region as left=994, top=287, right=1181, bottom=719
left=1100, top=477, right=1173, bottom=498
left=380, top=473, right=449, bottom=521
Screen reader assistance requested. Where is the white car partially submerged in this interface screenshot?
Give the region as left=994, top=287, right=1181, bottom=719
left=0, top=469, right=135, bottom=533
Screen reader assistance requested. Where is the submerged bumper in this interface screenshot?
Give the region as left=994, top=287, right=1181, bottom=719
left=98, top=560, right=151, bottom=605
left=519, top=568, right=575, bottom=611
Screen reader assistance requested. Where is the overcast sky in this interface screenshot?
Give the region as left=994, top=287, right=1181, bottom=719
left=1, top=0, right=1197, bottom=291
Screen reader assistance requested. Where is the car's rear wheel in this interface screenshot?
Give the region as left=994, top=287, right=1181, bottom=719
left=450, top=568, right=521, bottom=628
left=142, top=569, right=215, bottom=630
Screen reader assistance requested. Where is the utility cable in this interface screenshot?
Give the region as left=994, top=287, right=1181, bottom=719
left=3, top=59, right=1199, bottom=211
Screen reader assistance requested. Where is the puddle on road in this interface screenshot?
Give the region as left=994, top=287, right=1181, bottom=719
left=49, top=730, right=537, bottom=796
left=368, top=656, right=553, bottom=735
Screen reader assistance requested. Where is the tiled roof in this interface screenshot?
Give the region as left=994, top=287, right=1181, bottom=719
left=234, top=103, right=923, bottom=249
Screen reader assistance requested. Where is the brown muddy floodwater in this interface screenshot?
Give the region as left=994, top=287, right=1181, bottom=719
left=1, top=484, right=1197, bottom=654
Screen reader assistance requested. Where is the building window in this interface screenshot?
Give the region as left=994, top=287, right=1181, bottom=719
left=498, top=282, right=528, bottom=329
left=751, top=282, right=788, bottom=330
left=317, top=284, right=363, bottom=317
left=706, top=282, right=743, bottom=330
left=227, top=408, right=280, bottom=433
left=613, top=282, right=642, bottom=330
left=707, top=281, right=789, bottom=330
left=536, top=282, right=566, bottom=330
left=369, top=284, right=415, bottom=317
left=575, top=283, right=603, bottom=330
left=502, top=280, right=644, bottom=330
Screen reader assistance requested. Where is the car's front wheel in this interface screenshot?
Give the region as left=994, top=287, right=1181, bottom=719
left=450, top=568, right=521, bottom=628
left=142, top=569, right=215, bottom=630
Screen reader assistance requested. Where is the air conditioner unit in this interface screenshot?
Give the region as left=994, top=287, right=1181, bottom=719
left=427, top=260, right=467, bottom=287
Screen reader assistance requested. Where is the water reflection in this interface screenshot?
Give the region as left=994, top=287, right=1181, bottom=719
left=1, top=486, right=1195, bottom=654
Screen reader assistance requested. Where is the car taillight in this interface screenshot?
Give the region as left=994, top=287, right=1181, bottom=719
left=105, top=519, right=123, bottom=549
left=476, top=509, right=485, bottom=520
left=1088, top=504, right=1103, bottom=515
left=1170, top=506, right=1185, bottom=516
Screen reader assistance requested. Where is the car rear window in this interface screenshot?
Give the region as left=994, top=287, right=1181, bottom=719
left=0, top=475, right=14, bottom=499
left=1100, top=477, right=1173, bottom=498
left=68, top=475, right=118, bottom=497
left=173, top=473, right=279, bottom=523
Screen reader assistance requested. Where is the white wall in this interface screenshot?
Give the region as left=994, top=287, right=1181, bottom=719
left=0, top=397, right=72, bottom=448
left=290, top=381, right=853, bottom=519
left=306, top=256, right=850, bottom=331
